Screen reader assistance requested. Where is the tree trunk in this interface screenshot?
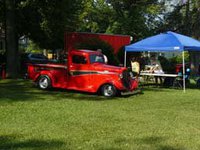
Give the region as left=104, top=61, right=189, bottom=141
left=5, top=0, right=19, bottom=78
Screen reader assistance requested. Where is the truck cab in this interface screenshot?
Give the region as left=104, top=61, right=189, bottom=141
left=28, top=49, right=138, bottom=97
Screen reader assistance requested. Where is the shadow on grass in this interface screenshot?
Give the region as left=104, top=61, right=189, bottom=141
left=0, top=79, right=142, bottom=102
left=139, top=86, right=174, bottom=92
left=0, top=135, right=67, bottom=150
left=42, top=86, right=143, bottom=100
left=134, top=136, right=185, bottom=150
left=140, top=80, right=200, bottom=92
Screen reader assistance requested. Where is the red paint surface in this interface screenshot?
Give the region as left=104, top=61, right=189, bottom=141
left=28, top=49, right=138, bottom=95
left=64, top=32, right=131, bottom=54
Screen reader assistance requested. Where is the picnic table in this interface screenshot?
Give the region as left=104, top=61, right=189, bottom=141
left=139, top=71, right=180, bottom=87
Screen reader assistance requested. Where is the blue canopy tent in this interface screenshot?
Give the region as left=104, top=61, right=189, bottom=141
left=125, top=31, right=200, bottom=92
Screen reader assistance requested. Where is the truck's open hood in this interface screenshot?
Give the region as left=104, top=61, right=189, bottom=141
left=93, top=63, right=127, bottom=73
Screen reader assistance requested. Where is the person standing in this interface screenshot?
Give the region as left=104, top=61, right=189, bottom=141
left=150, top=55, right=163, bottom=84
left=131, top=57, right=140, bottom=78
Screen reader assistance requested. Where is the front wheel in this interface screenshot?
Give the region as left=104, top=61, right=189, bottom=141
left=101, top=84, right=117, bottom=97
left=38, top=75, right=51, bottom=90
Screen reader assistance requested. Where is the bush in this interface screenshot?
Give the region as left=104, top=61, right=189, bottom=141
left=159, top=52, right=189, bottom=74
left=116, top=47, right=125, bottom=65
left=158, top=56, right=176, bottom=73
left=75, top=38, right=120, bottom=66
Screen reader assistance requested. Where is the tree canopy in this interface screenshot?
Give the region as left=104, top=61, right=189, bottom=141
left=78, top=0, right=166, bottom=40
left=16, top=0, right=83, bottom=50
left=1, top=0, right=169, bottom=51
left=159, top=0, right=200, bottom=74
left=2, top=0, right=200, bottom=77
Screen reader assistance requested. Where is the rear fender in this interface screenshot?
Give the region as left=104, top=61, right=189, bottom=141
left=34, top=72, right=55, bottom=87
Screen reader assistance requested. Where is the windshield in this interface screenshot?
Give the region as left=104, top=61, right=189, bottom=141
left=90, top=54, right=105, bottom=64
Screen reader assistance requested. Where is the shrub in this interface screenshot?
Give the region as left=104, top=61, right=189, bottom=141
left=158, top=56, right=176, bottom=73
left=75, top=37, right=120, bottom=65
left=116, top=47, right=125, bottom=65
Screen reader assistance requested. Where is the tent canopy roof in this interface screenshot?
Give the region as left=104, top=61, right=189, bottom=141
left=125, top=31, right=200, bottom=52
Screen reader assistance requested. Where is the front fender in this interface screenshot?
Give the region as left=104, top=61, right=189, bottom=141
left=98, top=77, right=125, bottom=92
left=101, top=77, right=138, bottom=92
left=111, top=80, right=126, bottom=90
left=130, top=79, right=138, bottom=91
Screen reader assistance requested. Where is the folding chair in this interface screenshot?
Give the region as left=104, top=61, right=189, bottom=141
left=173, top=68, right=190, bottom=88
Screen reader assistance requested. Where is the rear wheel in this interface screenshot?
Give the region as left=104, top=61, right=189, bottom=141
left=101, top=84, right=117, bottom=97
left=38, top=75, right=51, bottom=90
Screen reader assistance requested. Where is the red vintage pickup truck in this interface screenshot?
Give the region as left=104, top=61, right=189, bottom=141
left=27, top=49, right=138, bottom=97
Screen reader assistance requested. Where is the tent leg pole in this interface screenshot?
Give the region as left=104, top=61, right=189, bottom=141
left=124, top=51, right=127, bottom=67
left=182, top=51, right=186, bottom=93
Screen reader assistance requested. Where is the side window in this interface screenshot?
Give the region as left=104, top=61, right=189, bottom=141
left=90, top=54, right=104, bottom=63
left=72, top=55, right=87, bottom=64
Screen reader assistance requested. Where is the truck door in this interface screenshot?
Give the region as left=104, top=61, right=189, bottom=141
left=68, top=54, right=91, bottom=90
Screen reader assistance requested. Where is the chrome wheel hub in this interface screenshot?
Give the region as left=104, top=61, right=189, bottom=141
left=104, top=85, right=114, bottom=97
left=39, top=78, right=48, bottom=89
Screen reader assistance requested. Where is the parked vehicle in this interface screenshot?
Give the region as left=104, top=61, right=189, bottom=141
left=21, top=53, right=48, bottom=64
left=20, top=53, right=49, bottom=76
left=27, top=49, right=138, bottom=97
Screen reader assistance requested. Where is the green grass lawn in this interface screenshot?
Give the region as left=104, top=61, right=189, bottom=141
left=0, top=79, right=200, bottom=150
